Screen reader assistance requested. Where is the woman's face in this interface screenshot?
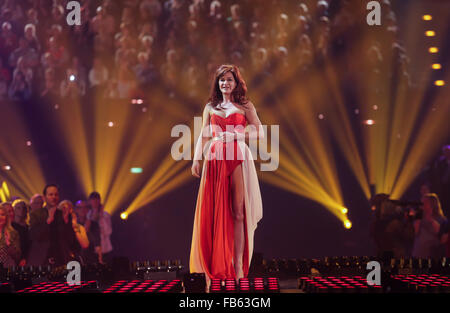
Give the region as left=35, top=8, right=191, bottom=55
left=218, top=71, right=236, bottom=96
left=13, top=203, right=25, bottom=218
left=60, top=202, right=72, bottom=217
left=422, top=197, right=433, bottom=216
left=30, top=195, right=44, bottom=210
left=4, top=204, right=14, bottom=221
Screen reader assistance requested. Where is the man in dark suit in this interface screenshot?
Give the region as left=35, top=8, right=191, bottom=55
left=28, top=184, right=60, bottom=266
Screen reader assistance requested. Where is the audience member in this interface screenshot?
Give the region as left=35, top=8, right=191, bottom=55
left=87, top=192, right=113, bottom=264
left=0, top=203, right=21, bottom=267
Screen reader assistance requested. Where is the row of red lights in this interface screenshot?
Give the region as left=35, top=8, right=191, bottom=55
left=299, top=276, right=382, bottom=293
left=210, top=278, right=279, bottom=293
left=392, top=275, right=450, bottom=292
left=102, top=279, right=182, bottom=293
left=17, top=281, right=97, bottom=293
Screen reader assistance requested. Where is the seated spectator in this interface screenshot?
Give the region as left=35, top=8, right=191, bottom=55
left=412, top=194, right=448, bottom=258
left=24, top=23, right=41, bottom=52
left=0, top=58, right=10, bottom=99
left=89, top=57, right=109, bottom=89
left=0, top=72, right=7, bottom=100
left=60, top=68, right=87, bottom=98
left=133, top=52, right=157, bottom=89
left=12, top=199, right=30, bottom=266
left=40, top=67, right=59, bottom=98
left=140, top=0, right=162, bottom=21
left=140, top=35, right=154, bottom=57
left=50, top=4, right=66, bottom=26
left=8, top=70, right=32, bottom=100
left=25, top=8, right=39, bottom=28
left=9, top=37, right=39, bottom=69
left=0, top=22, right=18, bottom=58
left=160, top=49, right=178, bottom=87
left=46, top=36, right=68, bottom=69
left=111, top=59, right=136, bottom=99
left=0, top=203, right=21, bottom=267
left=138, top=24, right=157, bottom=45
left=13, top=56, right=33, bottom=85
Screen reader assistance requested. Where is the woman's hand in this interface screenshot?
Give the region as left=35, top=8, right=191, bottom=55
left=219, top=131, right=236, bottom=142
left=191, top=160, right=201, bottom=178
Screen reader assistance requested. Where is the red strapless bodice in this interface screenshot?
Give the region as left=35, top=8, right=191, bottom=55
left=210, top=112, right=246, bottom=137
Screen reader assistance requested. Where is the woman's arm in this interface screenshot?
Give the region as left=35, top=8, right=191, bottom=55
left=193, top=103, right=212, bottom=161
left=239, top=101, right=264, bottom=140
left=73, top=223, right=90, bottom=249
left=6, top=230, right=22, bottom=264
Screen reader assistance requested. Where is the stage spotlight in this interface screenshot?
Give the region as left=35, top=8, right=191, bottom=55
left=431, top=64, right=442, bottom=70
left=318, top=114, right=324, bottom=120
left=69, top=75, right=76, bottom=82
left=26, top=141, right=32, bottom=146
left=422, top=15, right=432, bottom=21
left=341, top=208, right=348, bottom=214
left=429, top=47, right=439, bottom=53
left=344, top=220, right=352, bottom=229
left=363, top=119, right=375, bottom=126
left=3, top=165, right=11, bottom=171
left=108, top=121, right=114, bottom=127
left=54, top=104, right=59, bottom=110
left=142, top=107, right=148, bottom=113
left=425, top=31, right=435, bottom=37
left=372, top=105, right=378, bottom=110
left=137, top=99, right=144, bottom=105
left=2, top=182, right=9, bottom=195
left=434, top=80, right=445, bottom=86
left=354, top=109, right=360, bottom=115
left=120, top=212, right=128, bottom=220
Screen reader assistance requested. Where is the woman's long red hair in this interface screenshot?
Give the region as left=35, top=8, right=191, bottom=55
left=207, top=64, right=248, bottom=108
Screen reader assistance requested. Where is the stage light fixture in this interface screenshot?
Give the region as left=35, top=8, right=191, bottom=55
left=130, top=167, right=143, bottom=174
left=429, top=47, right=438, bottom=53
left=431, top=64, right=441, bottom=70
left=341, top=207, right=348, bottom=214
left=108, top=121, right=114, bottom=127
left=3, top=165, right=11, bottom=171
left=422, top=15, right=432, bottom=21
left=425, top=31, right=435, bottom=37
left=434, top=80, right=445, bottom=86
left=120, top=212, right=128, bottom=220
left=344, top=220, right=352, bottom=229
left=363, top=119, right=375, bottom=126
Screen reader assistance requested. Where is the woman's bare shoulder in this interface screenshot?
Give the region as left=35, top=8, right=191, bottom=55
left=240, top=100, right=256, bottom=112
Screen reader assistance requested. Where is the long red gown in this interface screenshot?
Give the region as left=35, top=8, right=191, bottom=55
left=189, top=107, right=263, bottom=281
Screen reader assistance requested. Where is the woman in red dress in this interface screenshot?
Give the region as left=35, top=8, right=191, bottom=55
left=190, top=64, right=264, bottom=283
